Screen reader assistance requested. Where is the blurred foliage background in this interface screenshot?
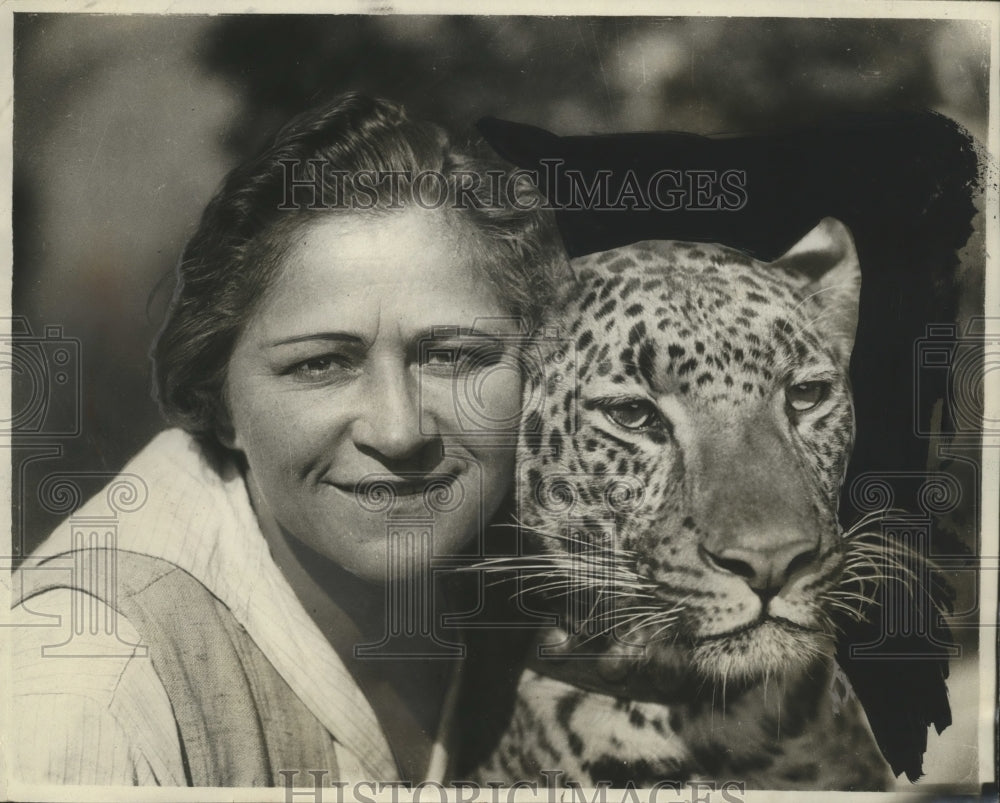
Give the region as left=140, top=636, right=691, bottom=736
left=9, top=13, right=991, bottom=788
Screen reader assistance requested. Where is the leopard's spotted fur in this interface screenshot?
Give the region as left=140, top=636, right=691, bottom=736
left=474, top=219, right=894, bottom=791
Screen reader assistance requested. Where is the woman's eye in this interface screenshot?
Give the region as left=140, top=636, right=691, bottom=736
left=288, top=355, right=347, bottom=381
left=786, top=381, right=830, bottom=412
left=603, top=399, right=662, bottom=430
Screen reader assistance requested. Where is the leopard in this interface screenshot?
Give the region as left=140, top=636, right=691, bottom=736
left=469, top=218, right=898, bottom=791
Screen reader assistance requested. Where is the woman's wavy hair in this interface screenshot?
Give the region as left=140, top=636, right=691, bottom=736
left=152, top=93, right=569, bottom=441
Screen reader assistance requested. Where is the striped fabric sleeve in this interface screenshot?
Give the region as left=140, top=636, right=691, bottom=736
left=10, top=588, right=187, bottom=786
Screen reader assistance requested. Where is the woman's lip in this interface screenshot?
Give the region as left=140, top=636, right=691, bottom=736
left=327, top=473, right=460, bottom=497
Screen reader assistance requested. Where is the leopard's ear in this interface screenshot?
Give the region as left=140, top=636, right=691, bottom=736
left=771, top=217, right=861, bottom=366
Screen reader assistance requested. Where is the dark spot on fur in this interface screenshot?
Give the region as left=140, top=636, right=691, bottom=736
left=621, top=277, right=641, bottom=296
left=549, top=428, right=563, bottom=454
left=526, top=467, right=542, bottom=494
left=556, top=692, right=583, bottom=754
left=595, top=299, right=617, bottom=319
left=637, top=341, right=657, bottom=385
left=599, top=275, right=623, bottom=299
left=677, top=358, right=698, bottom=376
left=627, top=321, right=647, bottom=345
left=588, top=757, right=654, bottom=788
left=579, top=290, right=598, bottom=311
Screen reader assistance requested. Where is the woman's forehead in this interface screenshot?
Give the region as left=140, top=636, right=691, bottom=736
left=244, top=209, right=511, bottom=342
left=279, top=208, right=469, bottom=279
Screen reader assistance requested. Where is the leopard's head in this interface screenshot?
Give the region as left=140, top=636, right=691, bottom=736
left=518, top=218, right=862, bottom=683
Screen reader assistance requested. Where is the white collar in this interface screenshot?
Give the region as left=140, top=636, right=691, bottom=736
left=31, top=429, right=399, bottom=781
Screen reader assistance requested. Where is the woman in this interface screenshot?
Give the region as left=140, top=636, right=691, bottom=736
left=11, top=94, right=569, bottom=787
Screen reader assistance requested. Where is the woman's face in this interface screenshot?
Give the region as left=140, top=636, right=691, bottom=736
left=224, top=208, right=524, bottom=583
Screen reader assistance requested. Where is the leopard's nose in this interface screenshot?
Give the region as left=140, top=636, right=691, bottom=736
left=698, top=541, right=820, bottom=602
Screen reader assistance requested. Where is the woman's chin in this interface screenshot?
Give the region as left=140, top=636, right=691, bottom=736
left=310, top=516, right=478, bottom=585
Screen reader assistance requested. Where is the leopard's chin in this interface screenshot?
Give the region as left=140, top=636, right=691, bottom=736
left=689, top=618, right=833, bottom=682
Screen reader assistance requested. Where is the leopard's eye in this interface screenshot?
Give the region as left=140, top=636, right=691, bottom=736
left=786, top=381, right=830, bottom=413
left=603, top=399, right=662, bottom=430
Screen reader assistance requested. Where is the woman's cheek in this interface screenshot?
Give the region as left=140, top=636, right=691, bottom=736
left=457, top=365, right=524, bottom=437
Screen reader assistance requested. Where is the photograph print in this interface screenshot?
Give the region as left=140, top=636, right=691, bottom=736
left=2, top=4, right=998, bottom=801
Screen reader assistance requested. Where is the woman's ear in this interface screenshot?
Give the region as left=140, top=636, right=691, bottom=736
left=213, top=404, right=241, bottom=452
left=211, top=375, right=244, bottom=452
left=770, top=217, right=862, bottom=367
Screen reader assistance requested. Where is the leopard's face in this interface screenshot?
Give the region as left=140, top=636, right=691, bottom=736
left=518, top=219, right=862, bottom=683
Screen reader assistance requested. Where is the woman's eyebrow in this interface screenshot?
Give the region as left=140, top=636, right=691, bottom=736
left=266, top=332, right=367, bottom=348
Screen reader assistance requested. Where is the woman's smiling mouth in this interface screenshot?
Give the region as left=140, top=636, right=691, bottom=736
left=328, top=472, right=462, bottom=498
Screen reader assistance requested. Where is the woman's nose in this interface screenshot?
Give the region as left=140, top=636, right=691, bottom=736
left=351, top=364, right=440, bottom=466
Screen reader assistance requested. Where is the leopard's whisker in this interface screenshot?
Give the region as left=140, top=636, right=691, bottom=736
left=821, top=597, right=868, bottom=621
left=617, top=610, right=675, bottom=639
left=643, top=616, right=683, bottom=644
